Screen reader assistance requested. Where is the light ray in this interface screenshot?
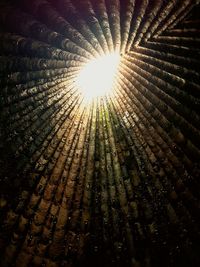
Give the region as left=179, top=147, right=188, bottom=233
left=75, top=52, right=120, bottom=103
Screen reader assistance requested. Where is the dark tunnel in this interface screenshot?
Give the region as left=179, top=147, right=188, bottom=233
left=0, top=0, right=200, bottom=266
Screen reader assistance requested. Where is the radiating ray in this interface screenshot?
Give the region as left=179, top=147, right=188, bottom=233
left=0, top=1, right=200, bottom=267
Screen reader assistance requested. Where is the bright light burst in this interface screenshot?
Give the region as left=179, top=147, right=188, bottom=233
left=76, top=52, right=120, bottom=103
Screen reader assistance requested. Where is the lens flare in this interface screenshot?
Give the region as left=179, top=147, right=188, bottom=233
left=76, top=52, right=120, bottom=103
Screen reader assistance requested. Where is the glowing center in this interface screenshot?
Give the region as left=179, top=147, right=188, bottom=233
left=76, top=52, right=120, bottom=102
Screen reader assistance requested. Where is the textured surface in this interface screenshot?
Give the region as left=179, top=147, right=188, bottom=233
left=0, top=0, right=200, bottom=266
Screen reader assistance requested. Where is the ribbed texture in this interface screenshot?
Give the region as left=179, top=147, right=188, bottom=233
left=0, top=1, right=200, bottom=267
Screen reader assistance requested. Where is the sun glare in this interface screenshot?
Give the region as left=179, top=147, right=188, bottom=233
left=76, top=52, right=120, bottom=103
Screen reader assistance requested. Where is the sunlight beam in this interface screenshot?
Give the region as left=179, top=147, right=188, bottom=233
left=75, top=52, right=120, bottom=103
